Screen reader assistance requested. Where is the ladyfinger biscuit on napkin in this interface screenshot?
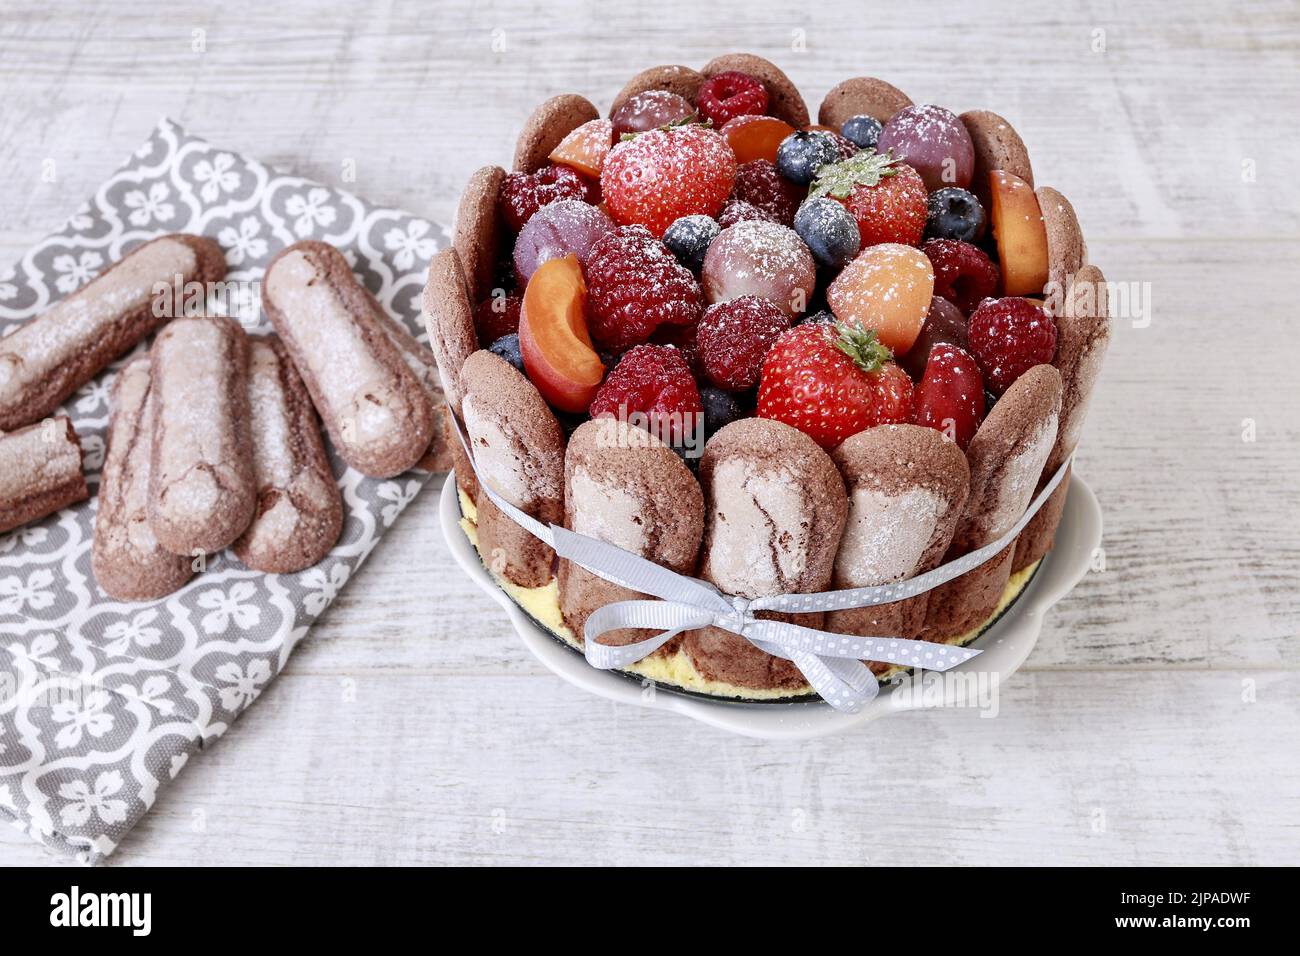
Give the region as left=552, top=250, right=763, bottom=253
left=422, top=247, right=478, bottom=419
left=926, top=364, right=1062, bottom=640
left=263, top=240, right=435, bottom=478
left=826, top=425, right=970, bottom=663
left=1013, top=265, right=1111, bottom=571
left=514, top=94, right=599, bottom=173
left=92, top=358, right=192, bottom=600
left=231, top=336, right=343, bottom=574
left=0, top=234, right=225, bottom=432
left=460, top=350, right=564, bottom=588
left=702, top=53, right=809, bottom=128
left=683, top=418, right=847, bottom=691
left=147, top=316, right=256, bottom=556
left=558, top=418, right=704, bottom=650
left=610, top=65, right=705, bottom=115
left=818, top=76, right=913, bottom=128
left=453, top=165, right=507, bottom=305
left=0, top=416, right=87, bottom=535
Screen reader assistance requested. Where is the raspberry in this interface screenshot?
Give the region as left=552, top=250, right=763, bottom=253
left=967, top=297, right=1057, bottom=395
left=601, top=125, right=737, bottom=238
left=821, top=129, right=859, bottom=159
left=697, top=70, right=769, bottom=127
left=473, top=292, right=522, bottom=344
left=698, top=295, right=792, bottom=391
left=589, top=344, right=704, bottom=446
left=730, top=160, right=804, bottom=226
left=584, top=225, right=705, bottom=350
left=650, top=319, right=704, bottom=378
left=922, top=239, right=999, bottom=314
left=717, top=199, right=777, bottom=228
left=498, top=164, right=594, bottom=232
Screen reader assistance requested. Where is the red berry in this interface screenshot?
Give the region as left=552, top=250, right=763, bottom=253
left=913, top=343, right=985, bottom=450
left=730, top=159, right=804, bottom=226
left=650, top=320, right=704, bottom=378
left=697, top=70, right=769, bottom=127
left=921, top=238, right=1000, bottom=314
left=811, top=152, right=927, bottom=250
left=697, top=295, right=792, bottom=391
left=717, top=199, right=777, bottom=228
left=601, top=125, right=737, bottom=238
left=473, top=293, right=522, bottom=344
left=584, top=225, right=705, bottom=350
left=589, top=344, right=703, bottom=446
left=498, top=164, right=595, bottom=232
left=757, top=322, right=914, bottom=449
left=967, top=297, right=1057, bottom=394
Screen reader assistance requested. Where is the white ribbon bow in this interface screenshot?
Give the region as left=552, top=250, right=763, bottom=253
left=452, top=414, right=1070, bottom=713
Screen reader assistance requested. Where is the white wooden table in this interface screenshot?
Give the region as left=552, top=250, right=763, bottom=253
left=2, top=0, right=1297, bottom=866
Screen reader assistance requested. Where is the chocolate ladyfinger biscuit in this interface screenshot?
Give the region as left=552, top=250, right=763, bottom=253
left=147, top=316, right=256, bottom=556
left=453, top=165, right=507, bottom=305
left=1013, top=265, right=1111, bottom=572
left=442, top=403, right=479, bottom=504
left=960, top=109, right=1034, bottom=206
left=610, top=65, right=706, bottom=115
left=232, top=336, right=343, bottom=574
left=0, top=416, right=87, bottom=535
left=826, top=425, right=969, bottom=666
left=702, top=53, right=809, bottom=129
left=514, top=94, right=600, bottom=173
left=92, top=358, right=192, bottom=600
left=558, top=418, right=703, bottom=650
left=460, top=350, right=564, bottom=588
left=422, top=247, right=478, bottom=418
left=1038, top=186, right=1087, bottom=292
left=264, top=241, right=435, bottom=478
left=818, top=76, right=913, bottom=128
left=0, top=234, right=226, bottom=432
left=925, top=365, right=1062, bottom=640
left=684, top=418, right=847, bottom=691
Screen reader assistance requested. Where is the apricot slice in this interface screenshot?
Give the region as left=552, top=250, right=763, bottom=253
left=549, top=119, right=614, bottom=179
left=826, top=243, right=935, bottom=355
left=519, top=254, right=605, bottom=412
left=721, top=114, right=796, bottom=164
left=988, top=169, right=1049, bottom=296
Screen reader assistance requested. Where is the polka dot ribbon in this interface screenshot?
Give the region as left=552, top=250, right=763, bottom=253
left=451, top=415, right=1072, bottom=713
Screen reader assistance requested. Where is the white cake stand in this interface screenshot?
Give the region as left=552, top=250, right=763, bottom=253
left=439, top=473, right=1102, bottom=740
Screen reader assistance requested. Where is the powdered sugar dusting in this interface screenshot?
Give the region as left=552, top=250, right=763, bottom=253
left=835, top=485, right=944, bottom=585
left=570, top=466, right=648, bottom=554
left=705, top=459, right=810, bottom=597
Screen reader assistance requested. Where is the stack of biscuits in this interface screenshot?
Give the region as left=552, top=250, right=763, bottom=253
left=0, top=235, right=449, bottom=602
left=426, top=55, right=1111, bottom=698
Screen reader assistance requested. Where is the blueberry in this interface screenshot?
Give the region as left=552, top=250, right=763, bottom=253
left=840, top=115, right=883, bottom=151
left=488, top=333, right=525, bottom=375
left=663, top=214, right=720, bottom=271
left=775, top=131, right=841, bottom=186
left=793, top=198, right=861, bottom=270
left=699, top=386, right=745, bottom=438
left=925, top=187, right=986, bottom=244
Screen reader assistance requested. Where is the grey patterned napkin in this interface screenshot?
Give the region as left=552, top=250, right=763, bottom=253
left=0, top=119, right=447, bottom=863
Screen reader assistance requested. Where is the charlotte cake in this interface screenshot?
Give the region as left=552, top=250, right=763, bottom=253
left=428, top=54, right=1110, bottom=701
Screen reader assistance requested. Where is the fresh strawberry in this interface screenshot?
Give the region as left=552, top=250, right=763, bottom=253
left=912, top=343, right=985, bottom=449
left=696, top=71, right=769, bottom=128
left=498, top=164, right=595, bottom=232
left=730, top=159, right=804, bottom=226
left=967, top=296, right=1058, bottom=394
left=757, top=321, right=914, bottom=449
left=600, top=124, right=737, bottom=238
left=697, top=295, right=792, bottom=391
left=473, top=292, right=522, bottom=344
left=584, top=225, right=705, bottom=350
left=589, top=344, right=703, bottom=446
left=921, top=238, right=999, bottom=314
left=808, top=150, right=927, bottom=249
